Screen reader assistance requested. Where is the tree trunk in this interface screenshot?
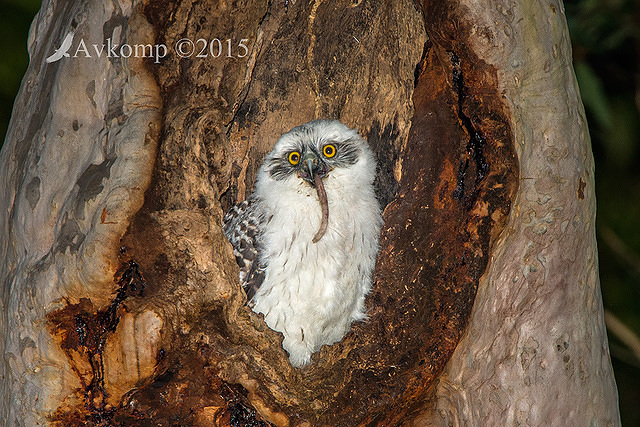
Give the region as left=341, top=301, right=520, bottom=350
left=0, top=0, right=620, bottom=426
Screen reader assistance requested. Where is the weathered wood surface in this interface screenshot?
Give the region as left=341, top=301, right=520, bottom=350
left=416, top=0, right=620, bottom=425
left=420, top=0, right=621, bottom=424
left=0, top=0, right=619, bottom=425
left=0, top=0, right=161, bottom=425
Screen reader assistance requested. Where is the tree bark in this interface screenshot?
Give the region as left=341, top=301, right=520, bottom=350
left=0, top=0, right=619, bottom=426
left=415, top=0, right=621, bottom=424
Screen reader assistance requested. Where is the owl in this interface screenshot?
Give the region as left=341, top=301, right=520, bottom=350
left=223, top=120, right=382, bottom=367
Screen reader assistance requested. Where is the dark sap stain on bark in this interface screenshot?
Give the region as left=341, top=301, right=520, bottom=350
left=368, top=120, right=402, bottom=210
left=578, top=177, right=586, bottom=200
left=112, top=343, right=274, bottom=426
left=48, top=260, right=146, bottom=425
left=47, top=260, right=146, bottom=426
left=450, top=53, right=491, bottom=206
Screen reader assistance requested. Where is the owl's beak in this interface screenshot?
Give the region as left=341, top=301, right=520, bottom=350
left=306, top=158, right=315, bottom=179
left=299, top=152, right=327, bottom=186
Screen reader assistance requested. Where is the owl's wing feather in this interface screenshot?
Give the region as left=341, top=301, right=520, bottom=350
left=223, top=199, right=266, bottom=302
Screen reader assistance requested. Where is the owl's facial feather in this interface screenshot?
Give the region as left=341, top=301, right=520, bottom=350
left=267, top=140, right=360, bottom=184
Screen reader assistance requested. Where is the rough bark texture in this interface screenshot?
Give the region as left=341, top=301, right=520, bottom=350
left=418, top=0, right=621, bottom=424
left=0, top=0, right=619, bottom=426
left=0, top=0, right=161, bottom=425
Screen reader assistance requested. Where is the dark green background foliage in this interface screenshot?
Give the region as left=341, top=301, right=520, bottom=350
left=0, top=0, right=40, bottom=145
left=0, top=0, right=637, bottom=423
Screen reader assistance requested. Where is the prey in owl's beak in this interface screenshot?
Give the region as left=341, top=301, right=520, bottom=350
left=296, top=152, right=330, bottom=243
left=297, top=152, right=329, bottom=186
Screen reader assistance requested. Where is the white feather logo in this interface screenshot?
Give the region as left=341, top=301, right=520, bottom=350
left=46, top=32, right=75, bottom=63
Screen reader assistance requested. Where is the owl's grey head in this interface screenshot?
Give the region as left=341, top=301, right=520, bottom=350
left=262, top=120, right=367, bottom=187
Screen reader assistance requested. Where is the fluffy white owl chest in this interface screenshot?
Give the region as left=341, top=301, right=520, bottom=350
left=256, top=182, right=363, bottom=319
left=251, top=172, right=379, bottom=365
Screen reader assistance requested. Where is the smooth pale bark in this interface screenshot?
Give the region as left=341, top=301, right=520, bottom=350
left=0, top=0, right=161, bottom=424
left=421, top=0, right=620, bottom=425
left=0, top=0, right=619, bottom=425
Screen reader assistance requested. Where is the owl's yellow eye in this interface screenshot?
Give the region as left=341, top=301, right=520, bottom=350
left=288, top=151, right=301, bottom=165
left=322, top=144, right=336, bottom=158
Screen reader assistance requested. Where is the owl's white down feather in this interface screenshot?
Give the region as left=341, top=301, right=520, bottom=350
left=225, top=120, right=382, bottom=367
